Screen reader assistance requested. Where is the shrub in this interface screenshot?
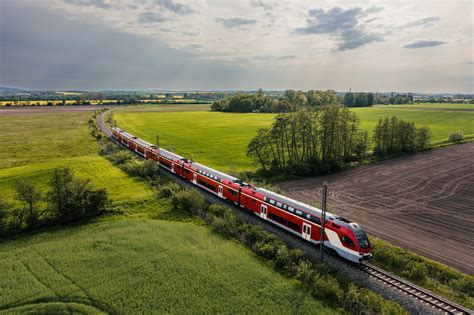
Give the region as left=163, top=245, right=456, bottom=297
left=171, top=188, right=207, bottom=215
left=109, top=150, right=133, bottom=164
left=159, top=181, right=181, bottom=198
left=449, top=130, right=464, bottom=143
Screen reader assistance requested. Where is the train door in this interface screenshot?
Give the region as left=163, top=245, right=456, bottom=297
left=193, top=173, right=197, bottom=184
left=218, top=185, right=223, bottom=198
left=260, top=204, right=267, bottom=220
left=302, top=223, right=311, bottom=241
left=171, top=163, right=175, bottom=173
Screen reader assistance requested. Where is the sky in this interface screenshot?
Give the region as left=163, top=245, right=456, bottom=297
left=0, top=0, right=472, bottom=93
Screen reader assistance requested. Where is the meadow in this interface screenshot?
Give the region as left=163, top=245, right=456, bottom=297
left=113, top=104, right=474, bottom=174
left=0, top=220, right=333, bottom=314
left=0, top=111, right=153, bottom=205
left=0, top=108, right=335, bottom=314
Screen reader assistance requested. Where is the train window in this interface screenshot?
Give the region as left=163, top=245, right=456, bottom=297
left=341, top=236, right=355, bottom=247
left=282, top=204, right=287, bottom=210
left=228, top=189, right=237, bottom=196
left=310, top=216, right=321, bottom=225
left=269, top=199, right=275, bottom=205
left=268, top=213, right=300, bottom=231
left=296, top=210, right=303, bottom=216
left=184, top=169, right=190, bottom=174
left=276, top=201, right=282, bottom=207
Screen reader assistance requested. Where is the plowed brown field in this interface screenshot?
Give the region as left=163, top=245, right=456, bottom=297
left=278, top=142, right=474, bottom=275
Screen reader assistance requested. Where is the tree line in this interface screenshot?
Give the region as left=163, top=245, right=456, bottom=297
left=373, top=116, right=431, bottom=155
left=0, top=167, right=108, bottom=236
left=211, top=89, right=339, bottom=113
left=247, top=106, right=431, bottom=177
left=247, top=105, right=369, bottom=176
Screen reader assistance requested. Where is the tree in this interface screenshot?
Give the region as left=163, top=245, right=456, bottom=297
left=344, top=92, right=354, bottom=107
left=416, top=127, right=431, bottom=149
left=47, top=167, right=74, bottom=222
left=14, top=180, right=42, bottom=228
left=247, top=129, right=272, bottom=170
left=367, top=93, right=374, bottom=106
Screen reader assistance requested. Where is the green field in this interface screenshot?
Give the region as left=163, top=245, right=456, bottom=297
left=0, top=111, right=153, bottom=205
left=114, top=105, right=275, bottom=173
left=113, top=104, right=474, bottom=174
left=0, top=220, right=333, bottom=314
left=0, top=108, right=337, bottom=314
left=375, top=103, right=474, bottom=111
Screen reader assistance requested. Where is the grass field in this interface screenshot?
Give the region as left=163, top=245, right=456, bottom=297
left=114, top=105, right=275, bottom=173
left=0, top=220, right=333, bottom=314
left=113, top=104, right=474, bottom=174
left=0, top=111, right=153, bottom=205
left=375, top=103, right=474, bottom=111
left=0, top=108, right=338, bottom=314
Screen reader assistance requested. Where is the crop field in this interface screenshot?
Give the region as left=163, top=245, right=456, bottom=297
left=113, top=104, right=474, bottom=174
left=0, top=220, right=333, bottom=314
left=0, top=106, right=336, bottom=314
left=113, top=105, right=275, bottom=174
left=352, top=106, right=474, bottom=143
left=0, top=109, right=153, bottom=205
left=278, top=142, right=474, bottom=275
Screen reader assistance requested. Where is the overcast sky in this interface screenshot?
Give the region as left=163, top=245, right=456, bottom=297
left=0, top=0, right=472, bottom=93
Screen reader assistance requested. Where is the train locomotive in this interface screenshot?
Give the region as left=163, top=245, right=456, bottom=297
left=111, top=127, right=373, bottom=263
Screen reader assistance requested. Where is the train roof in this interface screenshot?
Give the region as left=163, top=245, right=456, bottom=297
left=135, top=138, right=153, bottom=148
left=193, top=162, right=238, bottom=182
left=159, top=148, right=183, bottom=160
left=256, top=187, right=335, bottom=220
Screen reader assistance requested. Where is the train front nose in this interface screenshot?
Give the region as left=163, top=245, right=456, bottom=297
left=359, top=253, right=373, bottom=263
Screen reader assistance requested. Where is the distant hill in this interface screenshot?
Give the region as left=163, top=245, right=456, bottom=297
left=0, top=86, right=25, bottom=92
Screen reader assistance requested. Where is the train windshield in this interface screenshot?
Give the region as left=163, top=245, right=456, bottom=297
left=353, top=226, right=370, bottom=249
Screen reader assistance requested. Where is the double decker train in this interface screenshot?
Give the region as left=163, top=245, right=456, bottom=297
left=111, top=127, right=372, bottom=263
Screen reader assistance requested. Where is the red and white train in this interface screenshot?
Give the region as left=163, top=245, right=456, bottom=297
left=112, top=127, right=372, bottom=263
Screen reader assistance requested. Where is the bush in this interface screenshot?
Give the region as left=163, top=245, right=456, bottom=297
left=158, top=181, right=181, bottom=198
left=449, top=130, right=464, bottom=143
left=109, top=150, right=133, bottom=164
left=171, top=188, right=207, bottom=215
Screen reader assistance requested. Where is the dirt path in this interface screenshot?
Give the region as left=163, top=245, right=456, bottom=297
left=278, top=143, right=474, bottom=275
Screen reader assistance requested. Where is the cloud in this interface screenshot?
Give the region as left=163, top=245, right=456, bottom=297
left=250, top=0, right=273, bottom=11
left=278, top=55, right=296, bottom=60
left=139, top=12, right=169, bottom=24
left=294, top=7, right=383, bottom=51
left=63, top=0, right=112, bottom=9
left=0, top=0, right=247, bottom=90
left=402, top=16, right=440, bottom=28
left=403, top=40, right=446, bottom=49
left=151, top=0, right=193, bottom=15
left=216, top=17, right=257, bottom=29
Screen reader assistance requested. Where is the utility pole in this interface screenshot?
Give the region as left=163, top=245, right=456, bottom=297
left=320, top=181, right=327, bottom=262
left=156, top=135, right=160, bottom=148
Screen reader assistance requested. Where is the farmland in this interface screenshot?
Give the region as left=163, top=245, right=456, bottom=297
left=0, top=106, right=335, bottom=314
left=113, top=104, right=474, bottom=174
left=113, top=105, right=275, bottom=173
left=0, top=108, right=153, bottom=205
left=0, top=220, right=332, bottom=314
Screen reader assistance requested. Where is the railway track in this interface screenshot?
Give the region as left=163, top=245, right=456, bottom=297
left=359, top=263, right=472, bottom=315
left=96, top=109, right=472, bottom=315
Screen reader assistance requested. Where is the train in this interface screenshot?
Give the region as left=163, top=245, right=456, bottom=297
left=111, top=127, right=373, bottom=263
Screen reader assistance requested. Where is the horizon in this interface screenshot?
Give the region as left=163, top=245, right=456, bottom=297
left=1, top=0, right=473, bottom=93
